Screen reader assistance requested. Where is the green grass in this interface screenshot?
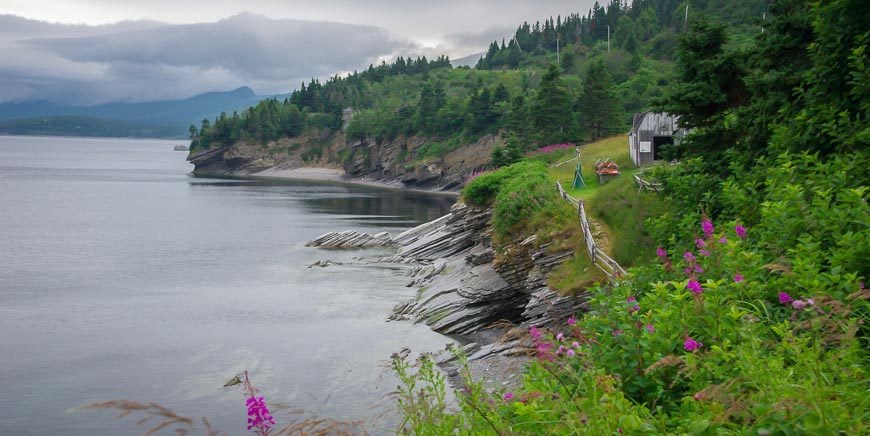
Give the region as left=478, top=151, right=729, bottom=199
left=547, top=136, right=636, bottom=200
left=542, top=135, right=664, bottom=268
left=587, top=175, right=667, bottom=266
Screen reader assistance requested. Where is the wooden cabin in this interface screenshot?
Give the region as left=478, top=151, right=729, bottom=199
left=628, top=112, right=684, bottom=167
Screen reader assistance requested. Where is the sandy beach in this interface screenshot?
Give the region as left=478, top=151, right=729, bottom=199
left=250, top=167, right=460, bottom=197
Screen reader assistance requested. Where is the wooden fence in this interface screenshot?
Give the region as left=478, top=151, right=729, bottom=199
left=634, top=173, right=662, bottom=193
left=556, top=181, right=627, bottom=280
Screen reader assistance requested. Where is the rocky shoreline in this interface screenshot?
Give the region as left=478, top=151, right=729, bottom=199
left=307, top=200, right=592, bottom=390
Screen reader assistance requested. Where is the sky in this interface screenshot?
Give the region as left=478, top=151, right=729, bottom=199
left=0, top=0, right=598, bottom=105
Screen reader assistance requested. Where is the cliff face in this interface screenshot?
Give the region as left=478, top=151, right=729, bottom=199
left=187, top=130, right=499, bottom=191
left=390, top=201, right=589, bottom=336
left=342, top=134, right=499, bottom=190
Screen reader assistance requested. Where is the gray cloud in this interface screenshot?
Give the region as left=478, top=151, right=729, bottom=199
left=0, top=1, right=603, bottom=104
left=0, top=13, right=410, bottom=104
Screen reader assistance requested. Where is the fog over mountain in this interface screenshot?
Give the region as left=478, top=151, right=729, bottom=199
left=0, top=13, right=408, bottom=105
left=0, top=1, right=598, bottom=105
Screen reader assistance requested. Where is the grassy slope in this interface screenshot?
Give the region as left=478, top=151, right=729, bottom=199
left=541, top=136, right=666, bottom=292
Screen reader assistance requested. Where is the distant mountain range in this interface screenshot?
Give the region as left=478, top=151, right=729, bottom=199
left=0, top=87, right=262, bottom=138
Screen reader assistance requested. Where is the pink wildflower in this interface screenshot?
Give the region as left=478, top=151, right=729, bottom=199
left=656, top=247, right=668, bottom=258
left=693, top=264, right=704, bottom=274
left=612, top=329, right=623, bottom=337
left=246, top=396, right=276, bottom=433
left=718, top=237, right=728, bottom=244
left=529, top=325, right=542, bottom=341
left=778, top=292, right=793, bottom=305
left=735, top=224, right=747, bottom=239
left=695, top=238, right=706, bottom=249
left=567, top=315, right=577, bottom=326
left=503, top=392, right=514, bottom=401
left=556, top=333, right=565, bottom=341
left=572, top=341, right=580, bottom=348
left=687, top=280, right=703, bottom=295
left=557, top=345, right=566, bottom=355
left=645, top=324, right=655, bottom=334
left=733, top=273, right=745, bottom=283
left=684, top=337, right=702, bottom=352
left=566, top=349, right=576, bottom=357
left=683, top=252, right=696, bottom=263
left=699, top=249, right=710, bottom=257
left=702, top=220, right=714, bottom=238
left=792, top=300, right=807, bottom=310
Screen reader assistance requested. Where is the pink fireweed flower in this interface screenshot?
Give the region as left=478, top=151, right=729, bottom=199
left=566, top=349, right=576, bottom=357
left=246, top=395, right=276, bottom=433
left=242, top=372, right=275, bottom=435
left=503, top=392, right=514, bottom=401
left=718, top=237, right=728, bottom=244
left=683, top=251, right=696, bottom=263
left=735, top=224, right=747, bottom=239
left=693, top=264, right=704, bottom=274
left=702, top=220, right=714, bottom=238
left=684, top=337, right=702, bottom=352
left=656, top=246, right=668, bottom=258
left=611, top=329, right=623, bottom=337
left=792, top=300, right=807, bottom=310
left=699, top=249, right=710, bottom=257
left=733, top=273, right=745, bottom=283
left=535, top=342, right=554, bottom=361
left=778, top=292, right=794, bottom=305
left=529, top=325, right=542, bottom=341
left=626, top=296, right=636, bottom=303
left=572, top=341, right=580, bottom=348
left=695, top=238, right=706, bottom=249
left=687, top=280, right=703, bottom=295
left=556, top=333, right=565, bottom=341
left=628, top=305, right=640, bottom=314
left=645, top=324, right=655, bottom=334
left=567, top=315, right=576, bottom=326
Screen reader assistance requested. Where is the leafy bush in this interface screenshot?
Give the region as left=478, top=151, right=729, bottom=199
left=462, top=161, right=560, bottom=238
left=397, top=216, right=869, bottom=434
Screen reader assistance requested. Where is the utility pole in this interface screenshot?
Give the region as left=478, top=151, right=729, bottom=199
left=761, top=12, right=766, bottom=33
left=556, top=34, right=560, bottom=64
left=607, top=25, right=610, bottom=52
left=684, top=4, right=689, bottom=31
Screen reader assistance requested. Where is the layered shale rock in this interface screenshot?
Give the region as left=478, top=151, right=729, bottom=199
left=306, top=230, right=394, bottom=249
left=389, top=201, right=591, bottom=336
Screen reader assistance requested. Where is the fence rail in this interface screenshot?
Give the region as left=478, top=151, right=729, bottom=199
left=556, top=181, right=627, bottom=280
left=634, top=173, right=663, bottom=193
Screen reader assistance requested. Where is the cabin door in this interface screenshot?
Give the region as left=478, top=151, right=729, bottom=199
left=652, top=136, right=673, bottom=161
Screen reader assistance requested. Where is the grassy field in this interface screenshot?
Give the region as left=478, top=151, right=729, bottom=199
left=546, top=136, right=637, bottom=200
left=541, top=135, right=666, bottom=273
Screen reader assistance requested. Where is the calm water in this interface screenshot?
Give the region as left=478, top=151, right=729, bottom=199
left=0, top=136, right=455, bottom=435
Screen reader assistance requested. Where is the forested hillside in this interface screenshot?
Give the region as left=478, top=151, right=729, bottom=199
left=393, top=0, right=868, bottom=433
left=190, top=0, right=771, bottom=175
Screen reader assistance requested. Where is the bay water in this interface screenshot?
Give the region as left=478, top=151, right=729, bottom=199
left=0, top=136, right=455, bottom=434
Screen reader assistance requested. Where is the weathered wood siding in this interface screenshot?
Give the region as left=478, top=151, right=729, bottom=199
left=628, top=112, right=682, bottom=166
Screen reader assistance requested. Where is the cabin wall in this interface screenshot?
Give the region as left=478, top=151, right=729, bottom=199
left=628, top=112, right=681, bottom=167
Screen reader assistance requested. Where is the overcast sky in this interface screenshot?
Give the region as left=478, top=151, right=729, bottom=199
left=0, top=1, right=597, bottom=104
